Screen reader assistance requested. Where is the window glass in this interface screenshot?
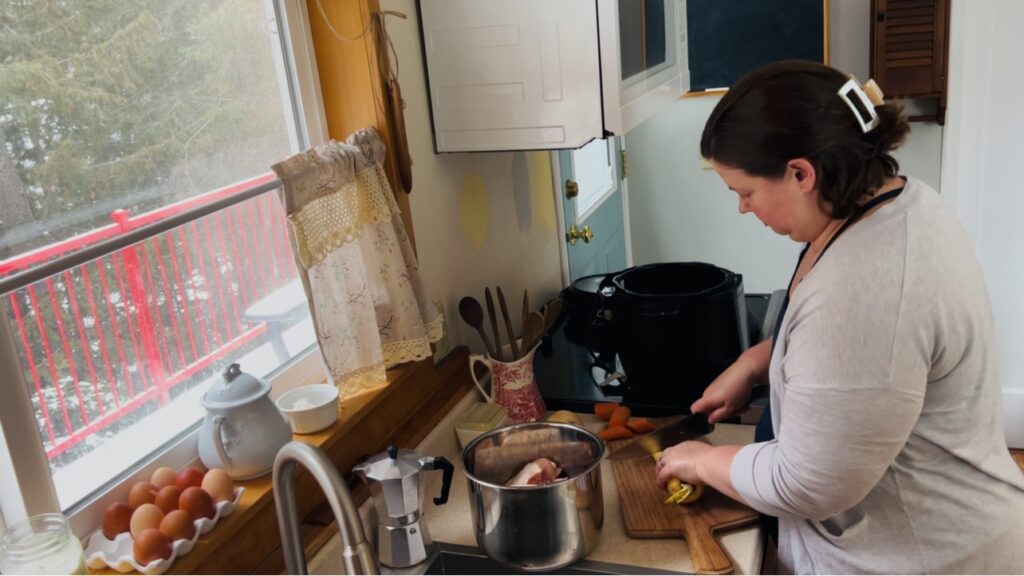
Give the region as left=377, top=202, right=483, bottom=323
left=572, top=138, right=616, bottom=217
left=0, top=0, right=316, bottom=510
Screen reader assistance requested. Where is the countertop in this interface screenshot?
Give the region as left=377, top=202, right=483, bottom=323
left=310, top=392, right=763, bottom=574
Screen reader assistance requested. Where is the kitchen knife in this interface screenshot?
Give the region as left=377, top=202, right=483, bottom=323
left=607, top=412, right=713, bottom=461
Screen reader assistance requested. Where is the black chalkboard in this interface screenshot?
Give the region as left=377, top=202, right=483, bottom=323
left=686, top=0, right=825, bottom=91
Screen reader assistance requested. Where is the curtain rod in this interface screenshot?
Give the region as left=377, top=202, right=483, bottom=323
left=0, top=177, right=284, bottom=297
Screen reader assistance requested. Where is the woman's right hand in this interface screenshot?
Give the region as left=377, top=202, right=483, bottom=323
left=691, top=339, right=771, bottom=423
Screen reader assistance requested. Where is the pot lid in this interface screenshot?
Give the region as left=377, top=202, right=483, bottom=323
left=354, top=446, right=424, bottom=481
left=201, top=363, right=271, bottom=410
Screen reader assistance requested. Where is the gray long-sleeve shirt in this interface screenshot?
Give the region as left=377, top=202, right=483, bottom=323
left=732, top=178, right=1024, bottom=574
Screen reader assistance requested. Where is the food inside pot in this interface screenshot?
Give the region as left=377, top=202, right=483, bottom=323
left=467, top=426, right=598, bottom=485
left=505, top=457, right=567, bottom=486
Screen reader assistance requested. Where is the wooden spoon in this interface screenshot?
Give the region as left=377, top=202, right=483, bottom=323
left=496, top=286, right=520, bottom=359
left=459, top=296, right=495, bottom=357
left=484, top=287, right=503, bottom=361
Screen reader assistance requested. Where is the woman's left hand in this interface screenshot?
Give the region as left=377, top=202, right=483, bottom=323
left=655, top=441, right=713, bottom=487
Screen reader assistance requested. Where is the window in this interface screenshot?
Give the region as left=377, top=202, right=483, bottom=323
left=0, top=0, right=326, bottom=530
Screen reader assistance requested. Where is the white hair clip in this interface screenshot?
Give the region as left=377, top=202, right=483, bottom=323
left=838, top=78, right=880, bottom=133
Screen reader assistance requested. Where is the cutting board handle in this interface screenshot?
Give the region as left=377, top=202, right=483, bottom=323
left=681, top=513, right=734, bottom=574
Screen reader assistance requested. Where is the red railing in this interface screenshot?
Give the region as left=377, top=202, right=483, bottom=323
left=0, top=174, right=299, bottom=464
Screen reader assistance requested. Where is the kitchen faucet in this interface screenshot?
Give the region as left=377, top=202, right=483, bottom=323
left=273, top=441, right=379, bottom=575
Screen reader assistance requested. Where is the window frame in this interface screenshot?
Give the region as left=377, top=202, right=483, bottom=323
left=0, top=0, right=329, bottom=538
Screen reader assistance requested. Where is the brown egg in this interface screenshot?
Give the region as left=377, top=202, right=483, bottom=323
left=128, top=481, right=157, bottom=509
left=150, top=466, right=178, bottom=489
left=178, top=486, right=215, bottom=521
left=173, top=467, right=204, bottom=491
left=158, top=509, right=196, bottom=542
left=129, top=503, right=165, bottom=540
left=201, top=468, right=235, bottom=503
left=133, top=528, right=172, bottom=566
left=102, top=502, right=133, bottom=539
left=153, top=485, right=181, bottom=514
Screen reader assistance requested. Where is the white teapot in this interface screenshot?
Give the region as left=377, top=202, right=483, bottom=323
left=198, top=363, right=292, bottom=479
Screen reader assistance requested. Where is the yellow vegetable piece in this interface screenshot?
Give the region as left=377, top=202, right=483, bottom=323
left=679, top=483, right=704, bottom=504
left=547, top=410, right=584, bottom=426
left=654, top=451, right=704, bottom=505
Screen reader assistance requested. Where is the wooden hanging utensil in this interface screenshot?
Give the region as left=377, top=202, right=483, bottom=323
left=387, top=76, right=413, bottom=193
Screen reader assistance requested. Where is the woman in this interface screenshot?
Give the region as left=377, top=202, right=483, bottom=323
left=655, top=60, right=1024, bottom=574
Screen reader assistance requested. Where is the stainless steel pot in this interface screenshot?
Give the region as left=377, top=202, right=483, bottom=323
left=461, top=422, right=605, bottom=572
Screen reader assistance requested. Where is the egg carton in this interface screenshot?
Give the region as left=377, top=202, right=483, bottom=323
left=84, top=487, right=244, bottom=575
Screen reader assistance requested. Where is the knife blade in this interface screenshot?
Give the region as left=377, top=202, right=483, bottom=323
left=606, top=412, right=713, bottom=461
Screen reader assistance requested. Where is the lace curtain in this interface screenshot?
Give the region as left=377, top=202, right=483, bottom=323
left=272, top=128, right=443, bottom=396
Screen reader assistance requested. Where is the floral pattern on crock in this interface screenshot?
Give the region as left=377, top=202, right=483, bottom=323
left=273, top=128, right=443, bottom=397
left=484, top=346, right=546, bottom=423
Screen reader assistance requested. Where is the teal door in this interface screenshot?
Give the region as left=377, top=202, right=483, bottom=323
left=560, top=137, right=628, bottom=281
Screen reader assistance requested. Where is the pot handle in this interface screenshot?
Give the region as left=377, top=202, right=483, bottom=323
left=422, top=456, right=454, bottom=506
left=587, top=276, right=619, bottom=360
left=469, top=354, right=493, bottom=402
left=212, top=415, right=233, bottom=469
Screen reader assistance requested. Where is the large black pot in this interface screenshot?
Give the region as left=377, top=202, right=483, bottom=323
left=593, top=262, right=749, bottom=409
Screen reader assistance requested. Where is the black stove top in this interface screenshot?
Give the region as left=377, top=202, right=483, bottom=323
left=534, top=293, right=772, bottom=418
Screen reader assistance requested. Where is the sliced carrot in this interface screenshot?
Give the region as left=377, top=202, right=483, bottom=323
left=609, top=405, right=631, bottom=428
left=597, top=425, right=634, bottom=441
left=594, top=402, right=620, bottom=422
left=626, top=417, right=656, bottom=434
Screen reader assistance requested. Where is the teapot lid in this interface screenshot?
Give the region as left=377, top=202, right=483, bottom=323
left=354, top=446, right=424, bottom=481
left=201, top=363, right=272, bottom=410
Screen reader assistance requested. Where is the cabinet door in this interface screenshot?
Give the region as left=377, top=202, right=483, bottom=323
left=871, top=0, right=950, bottom=101
left=419, top=0, right=604, bottom=152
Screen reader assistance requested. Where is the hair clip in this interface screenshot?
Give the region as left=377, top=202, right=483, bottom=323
left=861, top=79, right=884, bottom=106
left=838, top=78, right=880, bottom=133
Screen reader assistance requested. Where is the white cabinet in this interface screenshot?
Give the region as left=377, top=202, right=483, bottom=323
left=418, top=0, right=689, bottom=152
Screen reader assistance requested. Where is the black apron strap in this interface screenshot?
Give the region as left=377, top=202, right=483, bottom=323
left=757, top=185, right=905, bottom=443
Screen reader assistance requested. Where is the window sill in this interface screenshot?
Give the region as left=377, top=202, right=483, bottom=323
left=87, top=346, right=473, bottom=575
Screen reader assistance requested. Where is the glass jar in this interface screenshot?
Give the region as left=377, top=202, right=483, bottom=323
left=0, top=513, right=84, bottom=575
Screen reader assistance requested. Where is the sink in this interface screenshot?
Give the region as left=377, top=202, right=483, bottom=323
left=383, top=542, right=683, bottom=575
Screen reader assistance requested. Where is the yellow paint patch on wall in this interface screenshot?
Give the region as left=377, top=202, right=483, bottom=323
left=459, top=174, right=489, bottom=249
left=527, top=151, right=556, bottom=233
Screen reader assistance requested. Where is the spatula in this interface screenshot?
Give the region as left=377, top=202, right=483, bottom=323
left=520, top=311, right=545, bottom=354
left=522, top=290, right=530, bottom=340
left=459, top=296, right=495, bottom=358
left=496, top=286, right=520, bottom=359
left=484, top=287, right=504, bottom=361
left=542, top=298, right=563, bottom=334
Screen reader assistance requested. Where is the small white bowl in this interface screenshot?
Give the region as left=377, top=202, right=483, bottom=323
left=276, top=384, right=339, bottom=434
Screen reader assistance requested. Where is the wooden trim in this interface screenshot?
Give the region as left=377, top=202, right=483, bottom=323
left=679, top=88, right=728, bottom=99
left=823, top=0, right=831, bottom=65
left=306, top=0, right=416, bottom=253
left=92, top=347, right=474, bottom=574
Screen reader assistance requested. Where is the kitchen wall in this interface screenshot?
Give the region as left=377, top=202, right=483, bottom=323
left=625, top=1, right=944, bottom=293
left=381, top=0, right=565, bottom=357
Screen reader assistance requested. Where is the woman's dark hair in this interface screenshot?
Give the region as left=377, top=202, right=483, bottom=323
left=700, top=60, right=910, bottom=218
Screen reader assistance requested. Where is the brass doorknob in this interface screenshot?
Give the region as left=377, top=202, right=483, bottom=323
left=565, top=179, right=579, bottom=199
left=566, top=224, right=594, bottom=245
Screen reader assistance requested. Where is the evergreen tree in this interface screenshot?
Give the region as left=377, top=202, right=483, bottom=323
left=0, top=0, right=292, bottom=255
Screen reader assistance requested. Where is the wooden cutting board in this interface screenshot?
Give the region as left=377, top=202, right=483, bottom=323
left=609, top=442, right=759, bottom=575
